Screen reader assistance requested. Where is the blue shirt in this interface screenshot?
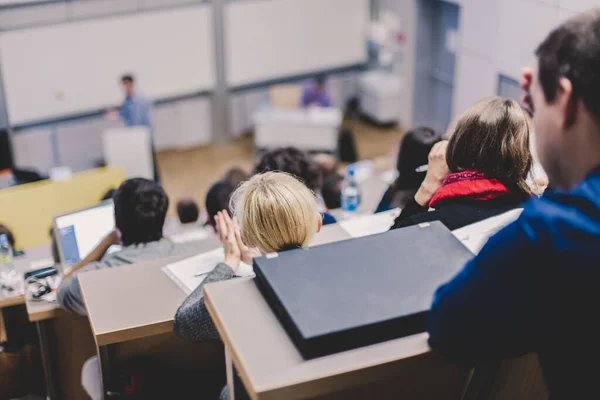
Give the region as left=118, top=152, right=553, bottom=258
left=300, top=83, right=332, bottom=108
left=120, top=94, right=152, bottom=129
left=428, top=166, right=600, bottom=399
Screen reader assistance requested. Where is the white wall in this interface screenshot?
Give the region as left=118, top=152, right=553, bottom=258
left=452, top=0, right=591, bottom=118
left=379, top=0, right=418, bottom=127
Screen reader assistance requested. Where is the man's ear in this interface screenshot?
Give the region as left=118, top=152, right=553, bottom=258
left=316, top=214, right=323, bottom=233
left=557, top=77, right=577, bottom=128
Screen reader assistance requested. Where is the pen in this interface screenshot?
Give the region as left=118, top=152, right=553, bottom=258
left=194, top=271, right=210, bottom=278
left=415, top=164, right=428, bottom=173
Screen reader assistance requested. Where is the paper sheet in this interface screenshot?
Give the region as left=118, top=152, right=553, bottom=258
left=339, top=208, right=401, bottom=238
left=452, top=209, right=523, bottom=255
left=163, top=248, right=254, bottom=294
left=169, top=228, right=211, bottom=244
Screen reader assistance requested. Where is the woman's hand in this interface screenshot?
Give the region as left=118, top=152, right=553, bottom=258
left=415, top=141, right=450, bottom=207
left=232, top=220, right=261, bottom=265
left=216, top=211, right=241, bottom=272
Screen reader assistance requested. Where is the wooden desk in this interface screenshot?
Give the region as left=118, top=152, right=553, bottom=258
left=204, top=278, right=470, bottom=400
left=0, top=246, right=51, bottom=345
left=24, top=272, right=96, bottom=400
left=80, top=238, right=224, bottom=398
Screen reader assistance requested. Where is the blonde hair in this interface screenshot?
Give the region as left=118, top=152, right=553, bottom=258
left=230, top=172, right=319, bottom=253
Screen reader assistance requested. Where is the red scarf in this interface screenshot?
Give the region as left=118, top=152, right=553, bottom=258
left=429, top=170, right=512, bottom=209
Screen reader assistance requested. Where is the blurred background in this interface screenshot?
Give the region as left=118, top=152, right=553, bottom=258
left=0, top=0, right=590, bottom=220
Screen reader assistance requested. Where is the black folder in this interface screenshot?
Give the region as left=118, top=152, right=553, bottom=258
left=253, top=221, right=474, bottom=359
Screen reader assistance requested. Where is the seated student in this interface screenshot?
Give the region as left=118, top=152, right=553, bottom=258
left=428, top=11, right=600, bottom=398
left=300, top=75, right=332, bottom=108
left=205, top=180, right=236, bottom=232
left=256, top=147, right=336, bottom=224
left=174, top=172, right=322, bottom=343
left=57, top=178, right=204, bottom=315
left=376, top=127, right=442, bottom=213
left=177, top=199, right=200, bottom=225
left=390, top=97, right=533, bottom=231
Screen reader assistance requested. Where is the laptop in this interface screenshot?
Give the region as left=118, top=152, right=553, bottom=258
left=53, top=200, right=115, bottom=272
left=253, top=221, right=474, bottom=359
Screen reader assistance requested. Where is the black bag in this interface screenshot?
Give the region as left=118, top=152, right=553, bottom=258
left=338, top=129, right=358, bottom=163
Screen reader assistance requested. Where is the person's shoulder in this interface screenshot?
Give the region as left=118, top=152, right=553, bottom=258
left=518, top=187, right=600, bottom=240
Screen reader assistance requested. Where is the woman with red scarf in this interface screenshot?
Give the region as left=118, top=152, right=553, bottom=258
left=391, top=97, right=533, bottom=231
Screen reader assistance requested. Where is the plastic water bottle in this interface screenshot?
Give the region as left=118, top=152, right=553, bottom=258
left=0, top=234, right=16, bottom=295
left=341, top=165, right=361, bottom=219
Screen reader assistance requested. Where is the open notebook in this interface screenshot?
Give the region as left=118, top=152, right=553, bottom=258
left=452, top=209, right=523, bottom=255
left=163, top=248, right=254, bottom=295
left=339, top=208, right=401, bottom=238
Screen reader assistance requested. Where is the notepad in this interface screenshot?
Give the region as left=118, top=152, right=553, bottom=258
left=339, top=208, right=401, bottom=238
left=452, top=209, right=523, bottom=255
left=163, top=248, right=254, bottom=294
left=169, top=228, right=211, bottom=244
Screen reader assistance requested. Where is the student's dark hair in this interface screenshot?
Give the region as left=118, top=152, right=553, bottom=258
left=321, top=173, right=344, bottom=210
left=205, top=180, right=235, bottom=230
left=177, top=199, right=200, bottom=224
left=446, top=97, right=533, bottom=198
left=396, top=127, right=442, bottom=188
left=535, top=9, right=600, bottom=123
left=255, top=147, right=323, bottom=192
left=121, top=74, right=134, bottom=84
left=0, top=224, right=15, bottom=248
left=387, top=127, right=442, bottom=208
left=113, top=178, right=168, bottom=246
left=223, top=167, right=249, bottom=188
left=101, top=188, right=116, bottom=201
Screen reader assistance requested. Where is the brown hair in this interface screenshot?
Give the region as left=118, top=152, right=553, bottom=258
left=446, top=97, right=533, bottom=198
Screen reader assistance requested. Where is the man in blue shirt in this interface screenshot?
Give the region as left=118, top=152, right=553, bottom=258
left=118, top=74, right=159, bottom=181
left=300, top=75, right=332, bottom=108
left=119, top=74, right=152, bottom=129
left=427, top=10, right=600, bottom=399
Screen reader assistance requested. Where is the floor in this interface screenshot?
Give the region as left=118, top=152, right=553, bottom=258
left=156, top=120, right=403, bottom=216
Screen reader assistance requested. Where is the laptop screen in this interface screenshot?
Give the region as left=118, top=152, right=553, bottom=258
left=54, top=201, right=115, bottom=265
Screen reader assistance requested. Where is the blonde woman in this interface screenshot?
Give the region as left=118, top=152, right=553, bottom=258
left=174, top=172, right=322, bottom=343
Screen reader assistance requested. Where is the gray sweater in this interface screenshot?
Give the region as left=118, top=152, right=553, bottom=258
left=57, top=239, right=205, bottom=315
left=173, top=262, right=237, bottom=341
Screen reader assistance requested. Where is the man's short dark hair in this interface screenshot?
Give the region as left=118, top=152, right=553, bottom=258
left=113, top=178, right=168, bottom=246
left=255, top=147, right=323, bottom=192
left=121, top=74, right=134, bottom=84
left=177, top=199, right=200, bottom=224
left=205, top=181, right=235, bottom=230
left=535, top=10, right=600, bottom=123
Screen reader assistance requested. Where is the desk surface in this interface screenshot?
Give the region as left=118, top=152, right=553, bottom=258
left=0, top=245, right=51, bottom=309
left=79, top=225, right=351, bottom=347
left=204, top=278, right=432, bottom=400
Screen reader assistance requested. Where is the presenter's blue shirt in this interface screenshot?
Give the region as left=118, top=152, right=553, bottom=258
left=300, top=83, right=332, bottom=108
left=428, top=165, right=600, bottom=399
left=120, top=93, right=152, bottom=128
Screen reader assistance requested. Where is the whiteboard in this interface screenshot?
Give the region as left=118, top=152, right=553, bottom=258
left=0, top=5, right=215, bottom=125
left=225, top=0, right=369, bottom=87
